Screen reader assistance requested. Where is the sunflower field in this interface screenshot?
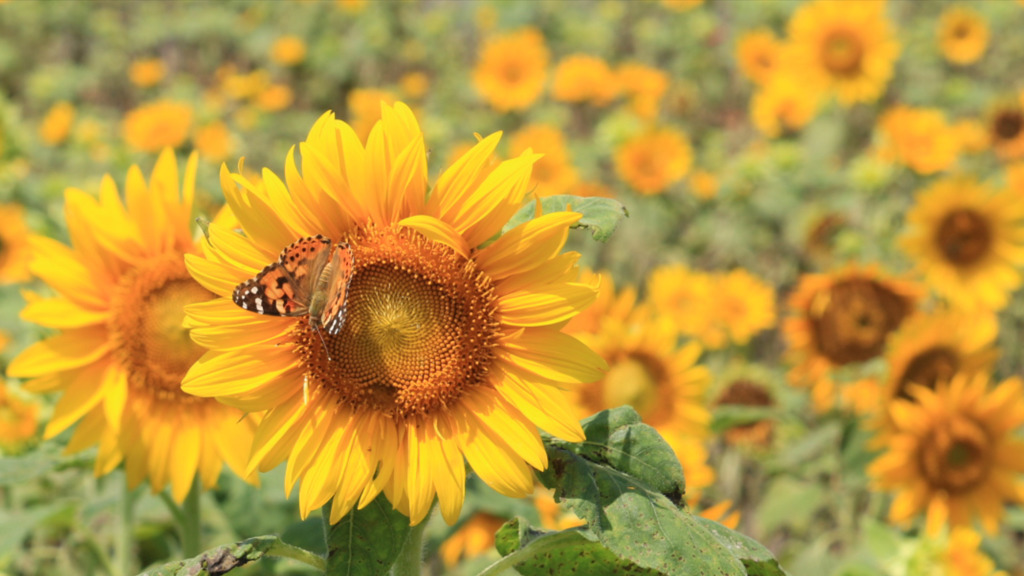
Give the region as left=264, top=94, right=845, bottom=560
left=1, top=0, right=1024, bottom=575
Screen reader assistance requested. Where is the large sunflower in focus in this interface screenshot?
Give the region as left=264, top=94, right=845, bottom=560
left=868, top=374, right=1024, bottom=535
left=901, top=178, right=1024, bottom=311
left=787, top=0, right=900, bottom=106
left=183, top=103, right=604, bottom=526
left=8, top=151, right=256, bottom=502
left=565, top=271, right=714, bottom=498
left=784, top=266, right=920, bottom=412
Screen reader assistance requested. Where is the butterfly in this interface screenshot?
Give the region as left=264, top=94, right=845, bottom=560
left=233, top=235, right=355, bottom=363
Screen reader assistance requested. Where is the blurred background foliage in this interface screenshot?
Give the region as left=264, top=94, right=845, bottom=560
left=2, top=1, right=1024, bottom=575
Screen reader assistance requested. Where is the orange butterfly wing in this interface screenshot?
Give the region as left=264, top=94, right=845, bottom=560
left=233, top=235, right=332, bottom=316
left=323, top=243, right=355, bottom=335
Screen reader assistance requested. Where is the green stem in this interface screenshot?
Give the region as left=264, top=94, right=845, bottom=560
left=389, top=509, right=430, bottom=576
left=181, top=478, right=202, bottom=558
left=117, top=478, right=137, bottom=576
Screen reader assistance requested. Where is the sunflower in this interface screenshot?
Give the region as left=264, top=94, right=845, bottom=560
left=347, top=88, right=397, bottom=142
left=194, top=122, right=233, bottom=163
left=987, top=94, right=1024, bottom=159
left=128, top=58, right=166, bottom=88
left=783, top=266, right=920, bottom=412
left=616, top=62, right=669, bottom=120
left=939, top=527, right=1008, bottom=576
left=688, top=170, right=718, bottom=200
left=938, top=7, right=988, bottom=66
left=6, top=150, right=256, bottom=502
left=551, top=54, right=620, bottom=107
left=698, top=500, right=741, bottom=530
left=868, top=374, right=1024, bottom=535
left=508, top=124, right=578, bottom=198
left=438, top=512, right=507, bottom=567
left=182, top=103, right=604, bottom=526
left=39, top=101, right=75, bottom=147
left=0, top=203, right=33, bottom=284
left=900, top=177, right=1024, bottom=311
left=736, top=29, right=781, bottom=86
left=473, top=28, right=549, bottom=112
left=270, top=35, right=307, bottom=67
left=714, top=379, right=774, bottom=448
left=750, top=72, right=822, bottom=138
left=534, top=487, right=585, bottom=531
left=786, top=0, right=900, bottom=106
left=614, top=127, right=692, bottom=195
left=122, top=100, right=193, bottom=153
left=0, top=381, right=39, bottom=454
left=565, top=270, right=713, bottom=499
left=878, top=105, right=960, bottom=175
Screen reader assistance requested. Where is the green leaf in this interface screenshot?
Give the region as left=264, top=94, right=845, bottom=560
left=324, top=492, right=411, bottom=576
left=710, top=405, right=776, bottom=435
left=539, top=407, right=745, bottom=576
left=693, top=517, right=789, bottom=576
left=137, top=535, right=324, bottom=575
left=0, top=442, right=93, bottom=485
left=486, top=517, right=662, bottom=576
left=503, top=195, right=629, bottom=242
left=0, top=500, right=76, bottom=558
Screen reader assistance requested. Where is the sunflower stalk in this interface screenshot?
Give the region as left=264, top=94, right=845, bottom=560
left=117, top=480, right=137, bottom=576
left=181, top=478, right=202, bottom=558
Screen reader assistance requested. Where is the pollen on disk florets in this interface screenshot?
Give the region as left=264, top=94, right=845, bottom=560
left=109, top=253, right=214, bottom=403
left=298, top=225, right=501, bottom=418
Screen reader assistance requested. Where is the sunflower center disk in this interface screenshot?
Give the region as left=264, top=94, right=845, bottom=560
left=110, top=254, right=216, bottom=402
left=937, top=209, right=992, bottom=265
left=822, top=30, right=864, bottom=76
left=919, top=421, right=991, bottom=494
left=994, top=110, right=1023, bottom=140
left=896, top=346, right=960, bottom=399
left=809, top=279, right=910, bottom=365
left=302, top=226, right=500, bottom=419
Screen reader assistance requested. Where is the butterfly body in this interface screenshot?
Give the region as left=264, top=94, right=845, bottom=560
left=233, top=235, right=356, bottom=339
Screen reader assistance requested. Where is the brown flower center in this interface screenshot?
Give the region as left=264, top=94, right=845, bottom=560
left=809, top=278, right=911, bottom=365
left=994, top=110, right=1023, bottom=141
left=822, top=30, right=864, bottom=76
left=919, top=421, right=991, bottom=495
left=300, top=226, right=500, bottom=419
left=896, top=346, right=960, bottom=399
left=936, top=209, right=992, bottom=266
left=502, top=63, right=524, bottom=84
left=715, top=379, right=774, bottom=446
left=952, top=23, right=971, bottom=40
left=109, top=254, right=216, bottom=403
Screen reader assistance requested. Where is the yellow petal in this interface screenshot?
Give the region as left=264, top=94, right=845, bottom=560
left=476, top=212, right=580, bottom=280
left=169, top=423, right=201, bottom=502
left=28, top=235, right=109, bottom=310
left=499, top=328, right=607, bottom=384
left=500, top=282, right=597, bottom=327
left=7, top=326, right=111, bottom=378
left=398, top=215, right=470, bottom=259
left=44, top=362, right=108, bottom=438
left=21, top=296, right=109, bottom=329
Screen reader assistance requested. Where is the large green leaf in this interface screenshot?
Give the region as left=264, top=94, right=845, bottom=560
left=503, top=195, right=629, bottom=242
left=487, top=517, right=662, bottom=576
left=324, top=493, right=411, bottom=576
left=537, top=407, right=788, bottom=576
left=137, top=535, right=324, bottom=575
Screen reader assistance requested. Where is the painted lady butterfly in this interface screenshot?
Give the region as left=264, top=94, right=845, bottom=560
left=233, top=235, right=356, bottom=346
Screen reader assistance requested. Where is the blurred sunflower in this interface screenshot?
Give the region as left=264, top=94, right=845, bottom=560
left=399, top=72, right=430, bottom=100
left=438, top=512, right=507, bottom=567
left=39, top=101, right=75, bottom=147
left=194, top=121, right=233, bottom=163
left=786, top=0, right=900, bottom=106
left=661, top=0, right=703, bottom=11
left=128, top=58, right=166, bottom=88
left=900, top=177, right=1024, bottom=311
left=987, top=95, right=1024, bottom=159
left=473, top=28, right=549, bottom=112
left=347, top=88, right=398, bottom=142
left=0, top=382, right=39, bottom=454
left=256, top=84, right=294, bottom=113
left=736, top=29, right=781, bottom=86
left=688, top=169, right=718, bottom=200
left=0, top=202, right=32, bottom=284
left=646, top=263, right=713, bottom=343
left=617, top=62, right=669, bottom=120
left=936, top=527, right=1008, bottom=576
left=750, top=73, right=822, bottom=138
left=714, top=379, right=774, bottom=448
left=698, top=500, right=741, bottom=530
left=122, top=100, right=193, bottom=153
left=878, top=105, right=960, bottom=175
left=938, top=7, right=988, bottom=66
left=534, top=487, right=585, bottom=531
left=270, top=35, right=307, bottom=66
left=868, top=374, right=1024, bottom=535
left=7, top=151, right=257, bottom=502
left=614, top=127, right=692, bottom=195
left=551, top=54, right=619, bottom=107
left=954, top=119, right=990, bottom=154
left=182, top=103, right=604, bottom=526
left=509, top=124, right=578, bottom=197
left=784, top=266, right=919, bottom=412
left=565, top=271, right=714, bottom=498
